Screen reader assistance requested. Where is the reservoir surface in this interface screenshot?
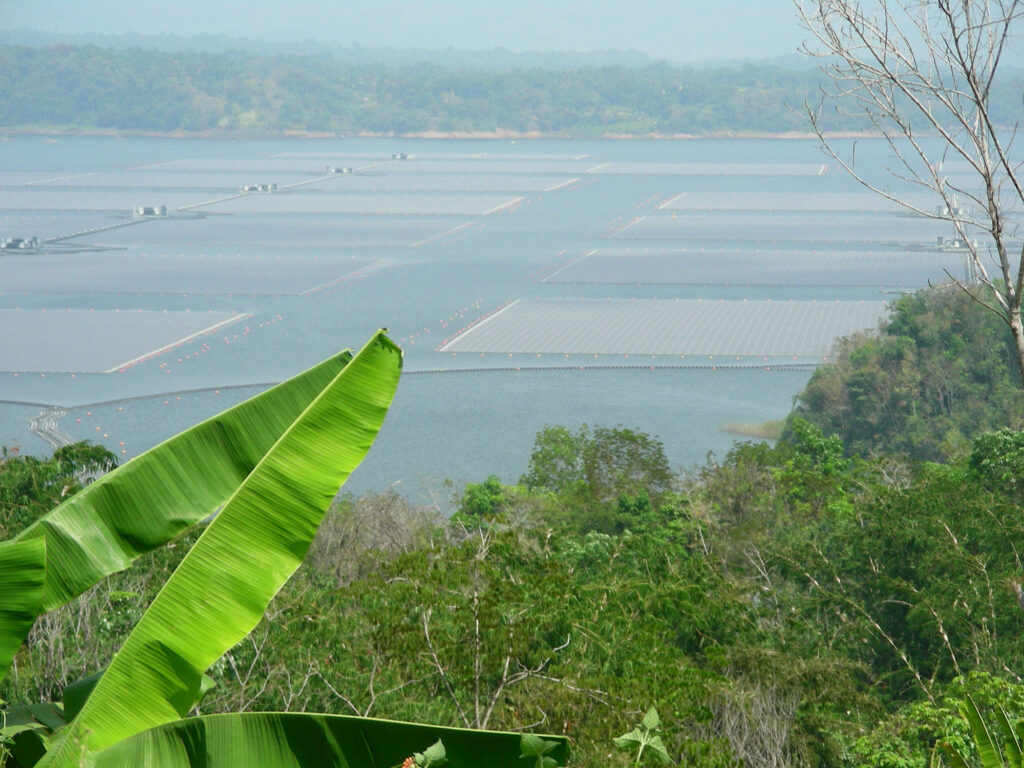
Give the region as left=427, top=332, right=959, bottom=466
left=0, top=135, right=973, bottom=502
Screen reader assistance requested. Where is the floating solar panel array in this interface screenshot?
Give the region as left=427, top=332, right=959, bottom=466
left=588, top=162, right=829, bottom=176
left=543, top=248, right=974, bottom=288
left=656, top=191, right=933, bottom=213
left=140, top=157, right=378, bottom=174
left=314, top=175, right=579, bottom=192
left=80, top=216, right=466, bottom=247
left=269, top=151, right=592, bottom=161
left=0, top=252, right=383, bottom=295
left=1, top=137, right=986, bottom=494
left=0, top=189, right=209, bottom=212
left=439, top=298, right=887, bottom=358
left=0, top=309, right=245, bottom=373
left=0, top=211, right=116, bottom=241
left=365, top=159, right=596, bottom=175
left=613, top=212, right=944, bottom=244
left=29, top=170, right=313, bottom=190
left=143, top=156, right=596, bottom=176
left=0, top=172, right=89, bottom=186
left=202, top=192, right=524, bottom=216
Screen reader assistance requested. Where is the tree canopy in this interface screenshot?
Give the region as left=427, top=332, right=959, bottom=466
left=0, top=45, right=943, bottom=136
left=787, top=285, right=1024, bottom=461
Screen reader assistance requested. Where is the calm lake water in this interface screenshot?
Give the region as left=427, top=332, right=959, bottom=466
left=0, top=135, right=966, bottom=503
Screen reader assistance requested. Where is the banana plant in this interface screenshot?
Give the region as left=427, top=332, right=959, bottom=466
left=1, top=331, right=570, bottom=768
left=941, top=695, right=1024, bottom=768
left=88, top=714, right=567, bottom=768
left=0, top=539, right=45, bottom=680
left=1, top=344, right=361, bottom=682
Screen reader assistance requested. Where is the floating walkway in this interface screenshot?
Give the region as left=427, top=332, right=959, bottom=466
left=45, top=217, right=151, bottom=243
left=28, top=407, right=73, bottom=449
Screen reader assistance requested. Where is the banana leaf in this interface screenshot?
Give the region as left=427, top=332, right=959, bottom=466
left=0, top=537, right=46, bottom=683
left=59, top=667, right=216, bottom=723
left=0, top=701, right=64, bottom=768
left=993, top=706, right=1023, bottom=768
left=42, top=331, right=402, bottom=766
left=0, top=670, right=215, bottom=768
left=12, top=348, right=355, bottom=616
left=940, top=742, right=970, bottom=768
left=89, top=713, right=570, bottom=768
left=962, top=696, right=1003, bottom=768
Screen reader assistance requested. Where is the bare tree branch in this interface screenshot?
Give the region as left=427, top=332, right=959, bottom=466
left=797, top=0, right=1024, bottom=386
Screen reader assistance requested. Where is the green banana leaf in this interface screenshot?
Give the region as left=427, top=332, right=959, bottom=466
left=60, top=667, right=216, bottom=723
left=962, top=696, right=1004, bottom=768
left=940, top=742, right=970, bottom=768
left=60, top=669, right=104, bottom=722
left=0, top=670, right=216, bottom=768
left=89, top=713, right=570, bottom=768
left=0, top=537, right=46, bottom=683
left=12, top=348, right=355, bottom=616
left=42, top=331, right=402, bottom=766
left=0, top=701, right=64, bottom=768
left=993, top=706, right=1023, bottom=768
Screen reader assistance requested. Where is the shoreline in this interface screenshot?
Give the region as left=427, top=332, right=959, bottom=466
left=0, top=127, right=882, bottom=141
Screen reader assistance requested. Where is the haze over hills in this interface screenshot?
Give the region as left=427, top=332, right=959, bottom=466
left=0, top=28, right=665, bottom=70
left=0, top=0, right=808, bottom=63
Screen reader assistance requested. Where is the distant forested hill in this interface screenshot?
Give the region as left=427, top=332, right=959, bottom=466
left=0, top=44, right=855, bottom=136
left=3, top=44, right=1020, bottom=136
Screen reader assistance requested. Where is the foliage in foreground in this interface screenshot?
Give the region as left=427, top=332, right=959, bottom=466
left=0, top=442, right=117, bottom=541
left=10, top=412, right=1024, bottom=766
left=7, top=288, right=1024, bottom=766
left=0, top=332, right=569, bottom=768
left=221, top=418, right=1024, bottom=766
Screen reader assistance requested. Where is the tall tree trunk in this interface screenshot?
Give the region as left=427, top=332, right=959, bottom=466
left=1010, top=310, right=1024, bottom=390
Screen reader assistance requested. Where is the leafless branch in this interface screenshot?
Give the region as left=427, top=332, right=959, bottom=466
left=797, top=0, right=1024, bottom=385
left=421, top=608, right=471, bottom=728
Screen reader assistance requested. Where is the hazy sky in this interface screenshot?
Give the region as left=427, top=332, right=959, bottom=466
left=0, top=1, right=807, bottom=63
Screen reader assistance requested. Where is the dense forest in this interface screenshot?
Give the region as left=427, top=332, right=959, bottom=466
left=0, top=44, right=828, bottom=135
left=788, top=286, right=1024, bottom=461
left=4, top=43, right=1010, bottom=137
left=5, top=285, right=1024, bottom=767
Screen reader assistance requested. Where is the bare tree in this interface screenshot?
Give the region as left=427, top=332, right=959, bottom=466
left=704, top=679, right=801, bottom=768
left=797, top=0, right=1024, bottom=385
left=308, top=490, right=441, bottom=587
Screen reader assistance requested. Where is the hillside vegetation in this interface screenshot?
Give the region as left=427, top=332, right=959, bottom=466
left=5, top=44, right=1023, bottom=137
left=0, top=45, right=901, bottom=136
left=788, top=286, right=1024, bottom=461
